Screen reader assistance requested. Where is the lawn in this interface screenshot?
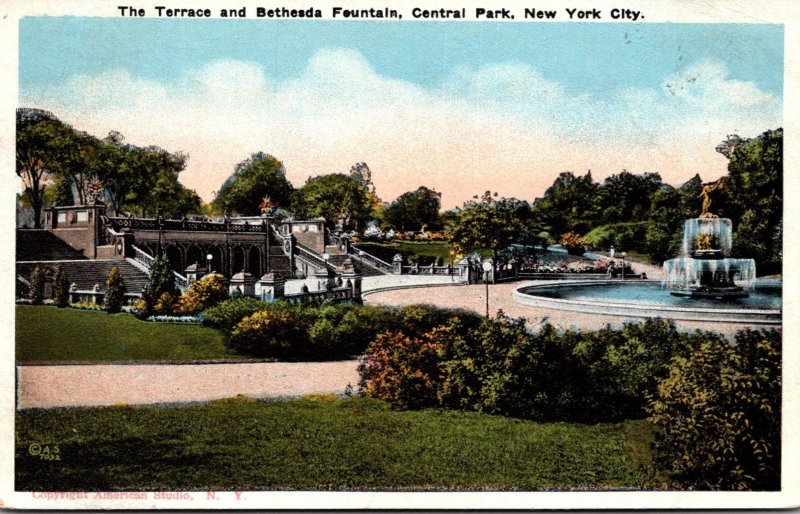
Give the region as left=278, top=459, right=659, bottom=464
left=355, top=240, right=453, bottom=264
left=15, top=305, right=243, bottom=362
left=16, top=396, right=656, bottom=491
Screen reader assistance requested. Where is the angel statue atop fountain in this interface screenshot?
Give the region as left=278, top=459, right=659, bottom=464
left=699, top=177, right=726, bottom=218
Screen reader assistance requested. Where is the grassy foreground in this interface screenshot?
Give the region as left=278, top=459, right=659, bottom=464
left=16, top=305, right=240, bottom=362
left=16, top=396, right=655, bottom=491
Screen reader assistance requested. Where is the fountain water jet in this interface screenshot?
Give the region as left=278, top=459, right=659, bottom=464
left=663, top=217, right=756, bottom=300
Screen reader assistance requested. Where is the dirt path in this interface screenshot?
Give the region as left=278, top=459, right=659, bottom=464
left=17, top=360, right=360, bottom=409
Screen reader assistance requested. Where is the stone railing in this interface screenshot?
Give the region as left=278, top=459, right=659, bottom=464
left=349, top=245, right=394, bottom=274
left=295, top=243, right=338, bottom=272
left=401, top=264, right=465, bottom=277
left=131, top=245, right=156, bottom=268
left=130, top=244, right=188, bottom=291
left=283, top=286, right=354, bottom=304
left=104, top=216, right=271, bottom=233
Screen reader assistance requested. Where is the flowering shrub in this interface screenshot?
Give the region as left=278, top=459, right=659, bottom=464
left=358, top=331, right=444, bottom=409
left=592, top=257, right=613, bottom=271
left=70, top=302, right=105, bottom=311
left=145, top=314, right=203, bottom=324
left=560, top=231, right=589, bottom=255
left=174, top=273, right=228, bottom=315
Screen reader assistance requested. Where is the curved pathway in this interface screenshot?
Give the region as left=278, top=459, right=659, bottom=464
left=365, top=281, right=768, bottom=334
left=17, top=360, right=360, bottom=409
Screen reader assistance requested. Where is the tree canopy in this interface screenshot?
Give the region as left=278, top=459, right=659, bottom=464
left=16, top=108, right=202, bottom=220
left=719, top=129, right=782, bottom=273
left=16, top=109, right=70, bottom=228
left=212, top=152, right=294, bottom=215
left=291, top=173, right=373, bottom=230
left=446, top=191, right=535, bottom=260
left=382, top=186, right=442, bottom=232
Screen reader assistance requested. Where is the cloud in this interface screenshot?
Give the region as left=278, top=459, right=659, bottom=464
left=21, top=50, right=781, bottom=209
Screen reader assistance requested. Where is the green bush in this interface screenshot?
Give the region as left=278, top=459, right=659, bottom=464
left=174, top=273, right=228, bottom=315
left=202, top=296, right=273, bottom=335
left=647, top=329, right=781, bottom=490
left=229, top=310, right=309, bottom=359
left=104, top=266, right=126, bottom=313
left=52, top=266, right=70, bottom=308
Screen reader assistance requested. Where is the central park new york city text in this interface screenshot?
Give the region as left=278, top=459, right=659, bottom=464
left=117, top=5, right=644, bottom=21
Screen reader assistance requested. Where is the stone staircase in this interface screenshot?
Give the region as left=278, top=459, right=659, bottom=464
left=16, top=259, right=150, bottom=294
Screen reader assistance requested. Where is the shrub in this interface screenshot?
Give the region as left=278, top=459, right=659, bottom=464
left=104, top=266, right=126, bottom=313
left=174, top=273, right=228, bottom=315
left=228, top=310, right=309, bottom=359
left=359, top=315, right=703, bottom=424
left=52, top=266, right=71, bottom=308
left=647, top=329, right=781, bottom=490
left=358, top=330, right=444, bottom=409
left=28, top=265, right=45, bottom=305
left=140, top=256, right=177, bottom=314
left=153, top=291, right=180, bottom=315
left=202, top=296, right=273, bottom=335
left=560, top=231, right=588, bottom=255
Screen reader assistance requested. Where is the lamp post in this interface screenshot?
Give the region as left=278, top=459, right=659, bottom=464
left=482, top=259, right=493, bottom=318
left=206, top=253, right=213, bottom=274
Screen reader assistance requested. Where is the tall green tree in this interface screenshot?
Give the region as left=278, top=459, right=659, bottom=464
left=595, top=170, right=663, bottom=223
left=531, top=171, right=597, bottom=236
left=446, top=191, right=534, bottom=261
left=212, top=153, right=294, bottom=215
left=104, top=266, right=126, bottom=313
left=52, top=266, right=71, bottom=307
left=141, top=256, right=177, bottom=314
left=16, top=109, right=70, bottom=228
left=291, top=173, right=373, bottom=231
left=717, top=129, right=782, bottom=272
left=382, top=186, right=442, bottom=232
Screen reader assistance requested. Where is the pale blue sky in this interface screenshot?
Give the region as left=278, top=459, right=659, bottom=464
left=20, top=18, right=783, bottom=100
left=18, top=17, right=784, bottom=207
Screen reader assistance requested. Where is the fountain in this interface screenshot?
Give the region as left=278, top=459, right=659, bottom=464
left=663, top=217, right=756, bottom=301
left=512, top=189, right=779, bottom=325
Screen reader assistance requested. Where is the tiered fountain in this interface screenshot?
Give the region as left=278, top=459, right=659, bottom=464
left=663, top=210, right=756, bottom=301
left=513, top=177, right=778, bottom=324
left=662, top=218, right=756, bottom=300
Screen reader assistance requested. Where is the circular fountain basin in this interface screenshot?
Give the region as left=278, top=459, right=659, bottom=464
left=513, top=280, right=781, bottom=325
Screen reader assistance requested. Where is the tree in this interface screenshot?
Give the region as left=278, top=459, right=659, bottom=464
left=382, top=186, right=442, bottom=232
left=531, top=170, right=598, bottom=236
left=594, top=170, right=663, bottom=224
left=212, top=153, right=294, bottom=215
left=52, top=176, right=74, bottom=206
left=52, top=266, right=71, bottom=307
left=104, top=266, right=126, bottom=313
left=105, top=144, right=201, bottom=217
left=16, top=109, right=70, bottom=228
left=446, top=191, right=534, bottom=262
left=17, top=109, right=202, bottom=218
left=717, top=129, right=782, bottom=273
left=291, top=173, right=373, bottom=230
left=141, top=256, right=177, bottom=314
left=28, top=265, right=45, bottom=305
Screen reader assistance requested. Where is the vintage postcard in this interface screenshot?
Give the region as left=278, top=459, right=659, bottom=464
left=1, top=0, right=798, bottom=509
